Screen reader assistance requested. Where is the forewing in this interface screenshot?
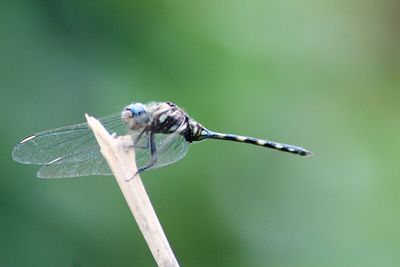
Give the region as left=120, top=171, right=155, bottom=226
left=12, top=113, right=130, bottom=178
left=152, top=134, right=189, bottom=170
left=13, top=110, right=190, bottom=177
left=135, top=131, right=189, bottom=172
left=37, top=152, right=112, bottom=178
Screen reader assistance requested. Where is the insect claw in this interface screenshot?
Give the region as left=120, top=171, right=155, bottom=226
left=125, top=171, right=140, bottom=182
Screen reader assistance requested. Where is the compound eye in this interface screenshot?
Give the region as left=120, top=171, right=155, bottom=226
left=130, top=103, right=145, bottom=117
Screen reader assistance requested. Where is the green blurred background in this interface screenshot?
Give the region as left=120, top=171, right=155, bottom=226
left=1, top=0, right=399, bottom=266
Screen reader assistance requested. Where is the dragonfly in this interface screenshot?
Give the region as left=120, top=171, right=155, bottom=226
left=12, top=101, right=312, bottom=178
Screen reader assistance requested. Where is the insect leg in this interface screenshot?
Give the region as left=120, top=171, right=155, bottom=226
left=132, top=129, right=149, bottom=149
left=136, top=131, right=158, bottom=174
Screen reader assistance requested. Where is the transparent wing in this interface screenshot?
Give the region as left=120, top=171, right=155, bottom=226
left=38, top=128, right=189, bottom=177
left=13, top=112, right=190, bottom=178
left=12, top=113, right=129, bottom=178
left=135, top=133, right=189, bottom=171
left=37, top=152, right=113, bottom=178
left=153, top=134, right=189, bottom=170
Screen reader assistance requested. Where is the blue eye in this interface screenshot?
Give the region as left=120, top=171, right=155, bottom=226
left=130, top=103, right=145, bottom=117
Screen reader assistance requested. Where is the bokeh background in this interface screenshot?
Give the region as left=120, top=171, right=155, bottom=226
left=1, top=0, right=400, bottom=266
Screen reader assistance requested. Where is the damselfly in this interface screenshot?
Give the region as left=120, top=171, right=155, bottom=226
left=12, top=102, right=312, bottom=178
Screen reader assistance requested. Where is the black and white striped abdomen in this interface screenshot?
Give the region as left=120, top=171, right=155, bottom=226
left=206, top=132, right=311, bottom=156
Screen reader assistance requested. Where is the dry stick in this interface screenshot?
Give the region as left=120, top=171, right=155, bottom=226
left=85, top=114, right=180, bottom=267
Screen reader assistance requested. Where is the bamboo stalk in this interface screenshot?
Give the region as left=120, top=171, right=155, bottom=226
left=85, top=114, right=179, bottom=267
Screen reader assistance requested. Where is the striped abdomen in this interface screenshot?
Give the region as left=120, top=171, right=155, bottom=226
left=204, top=131, right=312, bottom=156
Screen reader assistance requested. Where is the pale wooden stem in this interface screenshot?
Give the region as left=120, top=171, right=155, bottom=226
left=85, top=114, right=179, bottom=267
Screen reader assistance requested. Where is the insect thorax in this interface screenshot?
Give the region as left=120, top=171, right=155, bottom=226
left=150, top=103, right=186, bottom=134
left=147, top=102, right=208, bottom=142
